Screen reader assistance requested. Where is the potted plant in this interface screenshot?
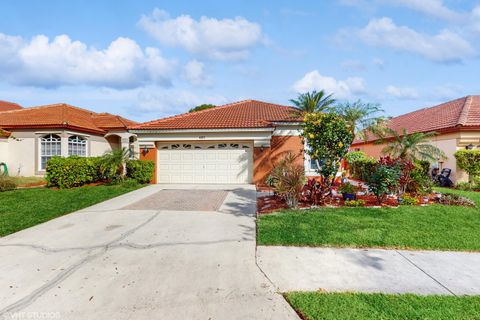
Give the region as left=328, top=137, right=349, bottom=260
left=338, top=182, right=358, bottom=201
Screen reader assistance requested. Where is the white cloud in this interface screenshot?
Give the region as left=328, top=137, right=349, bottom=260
left=183, top=59, right=210, bottom=86
left=138, top=8, right=264, bottom=61
left=357, top=17, right=475, bottom=62
left=0, top=33, right=177, bottom=88
left=385, top=85, right=419, bottom=99
left=293, top=70, right=366, bottom=98
left=386, top=0, right=462, bottom=21
left=373, top=58, right=386, bottom=69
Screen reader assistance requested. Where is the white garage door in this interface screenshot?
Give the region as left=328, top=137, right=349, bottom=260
left=157, top=142, right=253, bottom=184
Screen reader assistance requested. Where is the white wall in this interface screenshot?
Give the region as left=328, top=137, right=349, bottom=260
left=6, top=135, right=36, bottom=176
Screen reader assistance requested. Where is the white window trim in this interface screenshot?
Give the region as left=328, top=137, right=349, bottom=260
left=38, top=134, right=62, bottom=171
left=68, top=135, right=88, bottom=157
left=304, top=139, right=319, bottom=177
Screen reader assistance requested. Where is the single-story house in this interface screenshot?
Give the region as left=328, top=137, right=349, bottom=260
left=0, top=102, right=137, bottom=176
left=352, top=95, right=480, bottom=182
left=130, top=100, right=315, bottom=185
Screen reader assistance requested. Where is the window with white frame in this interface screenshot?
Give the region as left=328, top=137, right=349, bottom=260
left=68, top=135, right=87, bottom=156
left=40, top=134, right=61, bottom=170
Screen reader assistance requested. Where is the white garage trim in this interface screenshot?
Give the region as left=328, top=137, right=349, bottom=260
left=157, top=141, right=253, bottom=184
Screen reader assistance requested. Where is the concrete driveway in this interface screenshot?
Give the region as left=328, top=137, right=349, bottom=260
left=0, top=185, right=298, bottom=320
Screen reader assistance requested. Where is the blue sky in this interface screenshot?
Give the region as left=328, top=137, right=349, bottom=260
left=1, top=0, right=479, bottom=121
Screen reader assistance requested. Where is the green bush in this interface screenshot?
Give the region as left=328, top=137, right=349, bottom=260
left=121, top=178, right=141, bottom=188
left=365, top=163, right=401, bottom=204
left=126, top=160, right=155, bottom=184
left=454, top=150, right=480, bottom=181
left=0, top=176, right=16, bottom=192
left=400, top=194, right=420, bottom=205
left=349, top=157, right=377, bottom=181
left=456, top=182, right=475, bottom=191
left=345, top=151, right=368, bottom=164
left=46, top=156, right=100, bottom=188
left=407, top=162, right=433, bottom=195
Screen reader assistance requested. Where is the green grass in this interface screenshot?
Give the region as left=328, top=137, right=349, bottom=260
left=286, top=292, right=480, bottom=320
left=0, top=184, right=142, bottom=237
left=257, top=189, right=480, bottom=251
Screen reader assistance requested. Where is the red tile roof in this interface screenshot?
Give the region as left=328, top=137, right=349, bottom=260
left=0, top=100, right=22, bottom=112
left=353, top=95, right=480, bottom=144
left=130, top=100, right=302, bottom=130
left=0, top=103, right=137, bottom=135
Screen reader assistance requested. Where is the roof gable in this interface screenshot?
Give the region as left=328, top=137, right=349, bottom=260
left=354, top=95, right=480, bottom=144
left=0, top=103, right=136, bottom=134
left=131, top=100, right=302, bottom=130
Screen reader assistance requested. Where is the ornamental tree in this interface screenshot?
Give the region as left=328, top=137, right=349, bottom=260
left=455, top=150, right=480, bottom=182
left=302, top=112, right=354, bottom=188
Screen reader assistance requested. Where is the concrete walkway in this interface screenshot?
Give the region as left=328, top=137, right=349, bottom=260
left=257, top=246, right=480, bottom=295
left=0, top=185, right=299, bottom=320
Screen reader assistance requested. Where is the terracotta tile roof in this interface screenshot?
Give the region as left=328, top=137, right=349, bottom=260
left=130, top=100, right=302, bottom=130
left=353, top=95, right=480, bottom=144
left=0, top=100, right=22, bottom=112
left=0, top=103, right=136, bottom=134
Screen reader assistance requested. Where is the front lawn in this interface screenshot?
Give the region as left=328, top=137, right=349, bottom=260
left=0, top=184, right=142, bottom=237
left=286, top=292, right=480, bottom=320
left=257, top=189, right=480, bottom=251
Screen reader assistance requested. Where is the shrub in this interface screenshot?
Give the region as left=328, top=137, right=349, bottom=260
left=270, top=153, right=306, bottom=208
left=365, top=163, right=401, bottom=204
left=436, top=193, right=476, bottom=207
left=338, top=182, right=357, bottom=194
left=454, top=150, right=480, bottom=182
left=0, top=176, right=16, bottom=192
left=121, top=178, right=141, bottom=188
left=349, top=157, right=377, bottom=181
left=344, top=199, right=365, bottom=207
left=126, top=160, right=155, bottom=184
left=456, top=182, right=475, bottom=191
left=345, top=151, right=368, bottom=164
left=400, top=194, right=419, bottom=206
left=407, top=162, right=433, bottom=195
left=98, top=148, right=130, bottom=181
left=46, top=156, right=100, bottom=188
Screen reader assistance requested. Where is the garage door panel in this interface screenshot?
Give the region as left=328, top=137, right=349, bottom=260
left=157, top=143, right=252, bottom=184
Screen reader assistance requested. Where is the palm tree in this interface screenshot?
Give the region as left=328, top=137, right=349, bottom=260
left=290, top=90, right=336, bottom=113
left=334, top=100, right=386, bottom=142
left=377, top=128, right=446, bottom=162
left=99, top=148, right=132, bottom=180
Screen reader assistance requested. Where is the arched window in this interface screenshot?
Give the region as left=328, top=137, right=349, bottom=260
left=68, top=135, right=87, bottom=156
left=40, top=134, right=61, bottom=170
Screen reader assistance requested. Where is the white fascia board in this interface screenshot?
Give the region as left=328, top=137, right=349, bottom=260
left=136, top=129, right=273, bottom=143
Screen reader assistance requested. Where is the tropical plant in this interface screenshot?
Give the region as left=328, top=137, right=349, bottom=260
left=99, top=148, right=131, bottom=181
left=365, top=163, right=401, bottom=204
left=269, top=153, right=306, bottom=208
left=338, top=182, right=358, bottom=194
left=454, top=150, right=480, bottom=182
left=344, top=199, right=366, bottom=207
left=0, top=176, right=16, bottom=192
left=302, top=112, right=354, bottom=190
left=290, top=90, right=336, bottom=113
left=377, top=128, right=446, bottom=162
left=333, top=100, right=386, bottom=142
left=189, top=104, right=216, bottom=113
left=400, top=194, right=420, bottom=206
left=378, top=156, right=416, bottom=195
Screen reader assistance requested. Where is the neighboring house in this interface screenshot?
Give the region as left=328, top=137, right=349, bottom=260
left=352, top=96, right=480, bottom=182
left=0, top=102, right=137, bottom=176
left=130, top=100, right=313, bottom=185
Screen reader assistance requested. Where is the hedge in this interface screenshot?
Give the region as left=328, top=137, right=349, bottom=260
left=126, top=160, right=155, bottom=184
left=348, top=156, right=377, bottom=181
left=46, top=156, right=100, bottom=188
left=455, top=150, right=480, bottom=181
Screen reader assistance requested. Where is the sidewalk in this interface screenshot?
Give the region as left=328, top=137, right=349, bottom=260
left=257, top=246, right=480, bottom=295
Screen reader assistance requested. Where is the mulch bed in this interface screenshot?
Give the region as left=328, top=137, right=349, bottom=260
left=257, top=194, right=433, bottom=215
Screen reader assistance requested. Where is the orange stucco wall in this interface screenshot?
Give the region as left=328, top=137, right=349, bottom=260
left=351, top=142, right=385, bottom=159
left=139, top=146, right=157, bottom=184
left=253, top=135, right=304, bottom=186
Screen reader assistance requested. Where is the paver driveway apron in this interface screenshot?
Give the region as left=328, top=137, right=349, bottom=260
left=0, top=184, right=298, bottom=320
